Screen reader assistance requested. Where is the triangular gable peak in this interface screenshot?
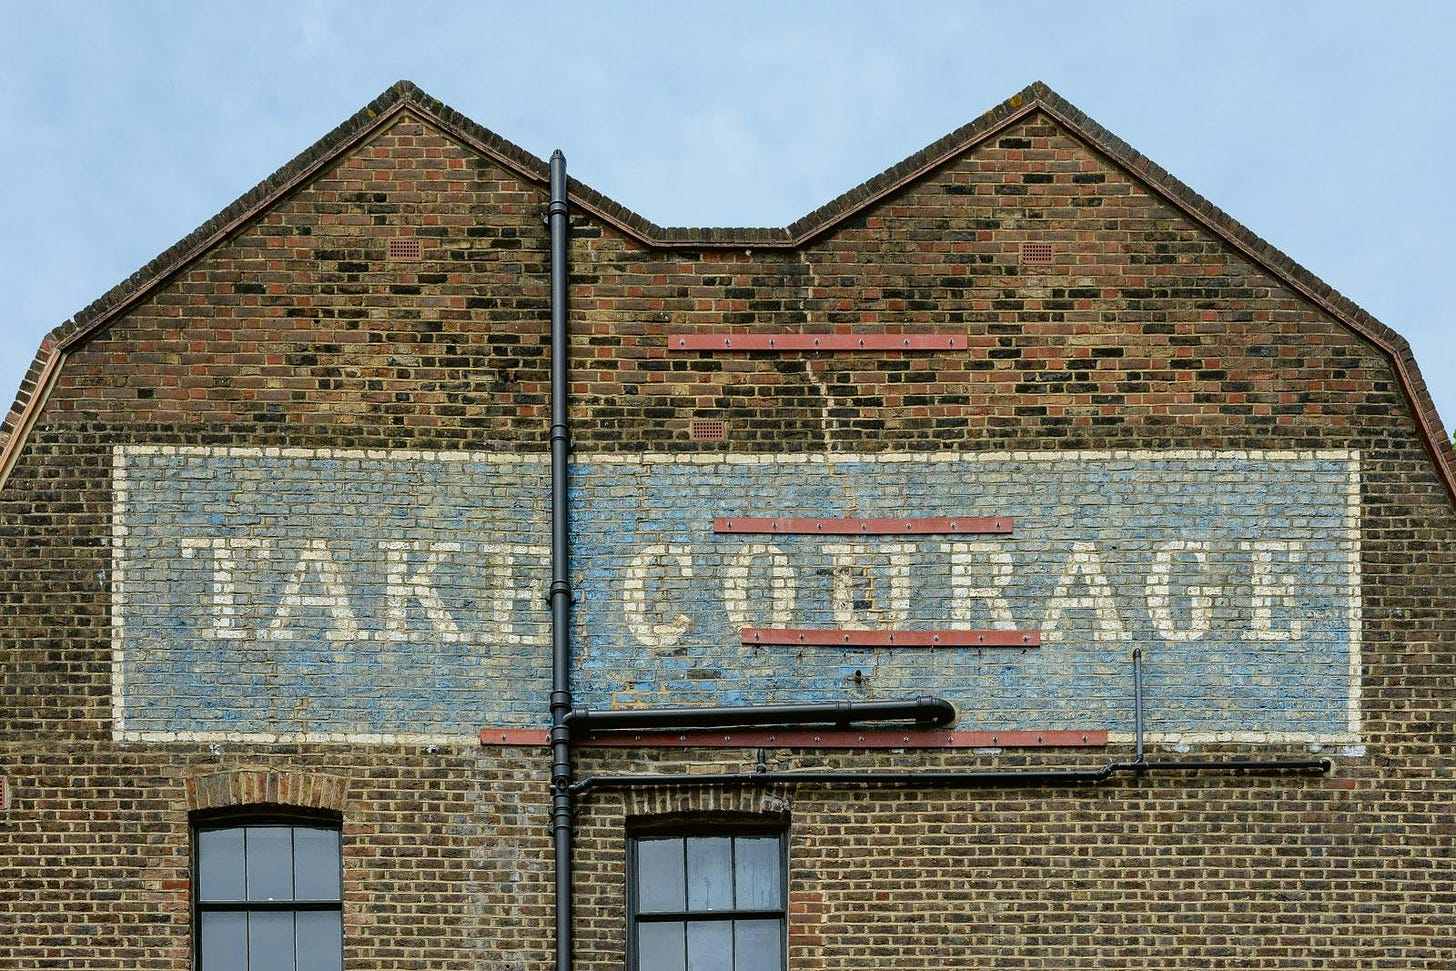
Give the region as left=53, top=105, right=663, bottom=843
left=0, top=81, right=551, bottom=476
left=2, top=81, right=1452, bottom=503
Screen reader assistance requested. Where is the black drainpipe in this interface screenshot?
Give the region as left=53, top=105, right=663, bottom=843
left=569, top=651, right=1331, bottom=797
left=546, top=149, right=574, bottom=971
left=539, top=153, right=956, bottom=968
left=539, top=155, right=1326, bottom=958
left=570, top=753, right=1330, bottom=797
left=567, top=696, right=956, bottom=735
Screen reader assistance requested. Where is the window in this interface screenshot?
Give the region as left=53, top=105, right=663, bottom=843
left=630, top=829, right=786, bottom=971
left=194, top=814, right=342, bottom=971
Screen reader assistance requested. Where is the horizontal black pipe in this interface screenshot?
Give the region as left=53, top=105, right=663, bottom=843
left=570, top=757, right=1331, bottom=797
left=1134, top=758, right=1332, bottom=774
left=566, top=697, right=956, bottom=736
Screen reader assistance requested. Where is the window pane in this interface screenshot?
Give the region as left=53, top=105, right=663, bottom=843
left=685, top=920, right=733, bottom=971
left=245, top=828, right=295, bottom=902
left=199, top=910, right=247, bottom=971
left=198, top=828, right=246, bottom=902
left=292, top=827, right=341, bottom=901
left=634, top=831, right=784, bottom=971
left=733, top=838, right=781, bottom=910
left=247, top=911, right=294, bottom=971
left=296, top=910, right=343, bottom=971
left=733, top=919, right=783, bottom=971
left=686, top=838, right=733, bottom=911
left=638, top=920, right=686, bottom=971
left=637, top=838, right=686, bottom=913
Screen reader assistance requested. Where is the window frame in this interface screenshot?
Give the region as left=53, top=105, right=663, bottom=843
left=627, top=823, right=788, bottom=971
left=191, top=808, right=343, bottom=971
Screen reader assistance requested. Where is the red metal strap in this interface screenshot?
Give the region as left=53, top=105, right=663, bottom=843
left=742, top=628, right=1039, bottom=647
left=669, top=334, right=967, bottom=352
left=479, top=729, right=550, bottom=746
left=479, top=727, right=1106, bottom=749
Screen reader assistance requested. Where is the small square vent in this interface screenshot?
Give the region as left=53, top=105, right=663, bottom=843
left=388, top=238, right=422, bottom=261
left=690, top=419, right=728, bottom=441
left=1020, top=241, right=1054, bottom=265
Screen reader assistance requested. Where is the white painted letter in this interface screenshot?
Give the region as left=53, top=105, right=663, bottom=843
left=950, top=541, right=1019, bottom=629
left=624, top=544, right=694, bottom=648
left=826, top=542, right=913, bottom=627
left=483, top=542, right=549, bottom=645
left=1145, top=540, right=1221, bottom=642
left=181, top=537, right=270, bottom=639
left=724, top=543, right=797, bottom=631
left=266, top=539, right=361, bottom=642
left=1241, top=540, right=1306, bottom=641
left=1042, top=541, right=1127, bottom=642
left=381, top=540, right=467, bottom=643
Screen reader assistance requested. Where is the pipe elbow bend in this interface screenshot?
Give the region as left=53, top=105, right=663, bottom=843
left=916, top=696, right=957, bottom=727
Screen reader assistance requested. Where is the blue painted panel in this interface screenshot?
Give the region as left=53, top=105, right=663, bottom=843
left=117, top=449, right=551, bottom=737
left=116, top=449, right=1358, bottom=740
left=569, top=454, right=1357, bottom=738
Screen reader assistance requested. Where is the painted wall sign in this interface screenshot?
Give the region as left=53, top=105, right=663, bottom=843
left=570, top=451, right=1360, bottom=744
left=112, top=447, right=552, bottom=743
left=112, top=447, right=1360, bottom=744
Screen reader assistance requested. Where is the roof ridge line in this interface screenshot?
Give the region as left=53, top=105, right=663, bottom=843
left=59, top=83, right=419, bottom=345
left=1024, top=88, right=1456, bottom=500
left=2, top=80, right=1451, bottom=506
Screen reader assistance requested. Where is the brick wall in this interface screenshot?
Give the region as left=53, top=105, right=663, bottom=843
left=1, top=86, right=1453, bottom=968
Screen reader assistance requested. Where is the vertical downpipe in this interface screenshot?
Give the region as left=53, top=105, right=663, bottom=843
left=546, top=150, right=574, bottom=971
left=1132, top=647, right=1145, bottom=770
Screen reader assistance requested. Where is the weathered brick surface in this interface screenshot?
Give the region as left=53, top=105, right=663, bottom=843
left=2, top=85, right=1454, bottom=968
left=0, top=746, right=548, bottom=969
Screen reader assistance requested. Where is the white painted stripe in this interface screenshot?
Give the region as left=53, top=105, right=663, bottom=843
left=1109, top=731, right=1361, bottom=746
left=118, top=729, right=1357, bottom=747
left=580, top=448, right=1358, bottom=465
left=110, top=446, right=128, bottom=741
left=119, top=443, right=549, bottom=464
left=118, top=444, right=1356, bottom=466
left=1346, top=453, right=1363, bottom=740
left=117, top=730, right=502, bottom=746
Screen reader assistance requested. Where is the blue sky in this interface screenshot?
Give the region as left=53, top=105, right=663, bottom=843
left=3, top=0, right=1453, bottom=429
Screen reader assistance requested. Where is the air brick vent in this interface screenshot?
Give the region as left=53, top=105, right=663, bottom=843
left=690, top=420, right=727, bottom=441
left=388, top=238, right=422, bottom=261
left=1020, top=241, right=1053, bottom=264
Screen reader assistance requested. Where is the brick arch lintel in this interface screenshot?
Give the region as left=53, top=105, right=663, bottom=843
left=186, top=769, right=349, bottom=815
left=623, top=784, right=793, bottom=822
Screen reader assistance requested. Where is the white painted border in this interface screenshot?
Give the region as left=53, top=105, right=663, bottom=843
left=117, top=729, right=490, bottom=746
left=1108, top=730, right=1360, bottom=745
left=110, top=447, right=129, bottom=740
left=581, top=448, right=1357, bottom=465
left=1346, top=453, right=1364, bottom=740
left=119, top=443, right=1353, bottom=466
left=111, top=445, right=1364, bottom=748
left=119, top=443, right=550, bottom=464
